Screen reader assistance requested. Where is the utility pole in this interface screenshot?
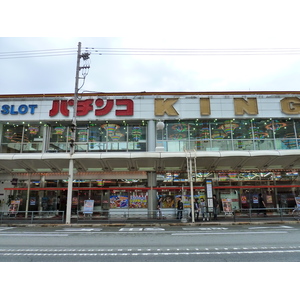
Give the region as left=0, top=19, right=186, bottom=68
left=66, top=42, right=90, bottom=224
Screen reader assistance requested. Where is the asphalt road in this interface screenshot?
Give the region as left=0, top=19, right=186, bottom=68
left=0, top=224, right=300, bottom=262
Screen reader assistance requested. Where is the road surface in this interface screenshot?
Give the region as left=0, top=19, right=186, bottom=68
left=0, top=224, right=299, bottom=261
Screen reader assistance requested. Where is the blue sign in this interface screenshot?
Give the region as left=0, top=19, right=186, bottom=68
left=1, top=104, right=38, bottom=115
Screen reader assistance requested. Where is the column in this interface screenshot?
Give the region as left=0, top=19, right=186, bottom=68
left=147, top=120, right=156, bottom=151
left=147, top=171, right=157, bottom=218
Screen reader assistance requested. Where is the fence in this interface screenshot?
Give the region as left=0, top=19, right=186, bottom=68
left=0, top=207, right=299, bottom=224
left=232, top=207, right=298, bottom=222
left=0, top=210, right=65, bottom=225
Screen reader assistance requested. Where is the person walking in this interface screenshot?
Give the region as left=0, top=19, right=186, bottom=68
left=200, top=197, right=208, bottom=221
left=157, top=197, right=163, bottom=219
left=213, top=194, right=219, bottom=220
left=258, top=193, right=267, bottom=216
left=177, top=197, right=183, bottom=219
left=194, top=198, right=200, bottom=221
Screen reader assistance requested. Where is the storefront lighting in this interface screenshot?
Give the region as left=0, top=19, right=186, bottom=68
left=156, top=121, right=165, bottom=130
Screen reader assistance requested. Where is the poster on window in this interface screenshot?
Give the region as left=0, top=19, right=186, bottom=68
left=266, top=195, right=273, bottom=204
left=252, top=194, right=259, bottom=205
left=9, top=201, right=20, bottom=214
left=130, top=195, right=147, bottom=208
left=241, top=194, right=247, bottom=204
left=30, top=197, right=36, bottom=206
left=181, top=195, right=190, bottom=209
left=221, top=198, right=233, bottom=213
left=295, top=197, right=300, bottom=207
left=83, top=200, right=94, bottom=214
left=110, top=195, right=128, bottom=208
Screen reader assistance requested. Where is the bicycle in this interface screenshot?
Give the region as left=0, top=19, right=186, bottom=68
left=292, top=206, right=300, bottom=220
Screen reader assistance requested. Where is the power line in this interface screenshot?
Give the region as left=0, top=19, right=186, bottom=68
left=0, top=48, right=78, bottom=59
left=85, top=47, right=300, bottom=56
left=2, top=47, right=300, bottom=60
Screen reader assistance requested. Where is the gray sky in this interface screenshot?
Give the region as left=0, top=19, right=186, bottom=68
left=1, top=0, right=300, bottom=95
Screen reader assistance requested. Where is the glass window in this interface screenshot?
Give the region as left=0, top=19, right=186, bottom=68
left=274, top=119, right=297, bottom=149
left=166, top=122, right=189, bottom=141
left=2, top=124, right=44, bottom=153
left=2, top=124, right=23, bottom=153
left=23, top=124, right=44, bottom=152
left=252, top=119, right=274, bottom=139
left=128, top=124, right=146, bottom=151
left=232, top=120, right=253, bottom=139
left=49, top=125, right=68, bottom=152
left=294, top=119, right=300, bottom=138
left=210, top=120, right=232, bottom=139
left=193, top=121, right=210, bottom=140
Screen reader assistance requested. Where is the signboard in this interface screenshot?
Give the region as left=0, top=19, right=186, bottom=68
left=30, top=197, right=36, bottom=206
left=130, top=195, right=147, bottom=208
left=2, top=94, right=300, bottom=122
left=8, top=200, right=20, bottom=215
left=221, top=198, right=233, bottom=215
left=205, top=179, right=213, bottom=212
left=110, top=195, right=128, bottom=208
left=83, top=200, right=94, bottom=214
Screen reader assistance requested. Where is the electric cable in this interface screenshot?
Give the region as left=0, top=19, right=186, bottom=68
left=2, top=47, right=300, bottom=59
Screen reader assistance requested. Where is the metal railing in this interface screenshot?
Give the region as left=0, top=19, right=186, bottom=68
left=0, top=207, right=299, bottom=224
left=0, top=210, right=65, bottom=224
left=75, top=209, right=191, bottom=223
left=232, top=207, right=299, bottom=222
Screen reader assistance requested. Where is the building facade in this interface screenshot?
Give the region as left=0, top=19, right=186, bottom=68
left=1, top=91, right=300, bottom=220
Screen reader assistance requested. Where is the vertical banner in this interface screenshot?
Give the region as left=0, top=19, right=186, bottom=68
left=205, top=179, right=213, bottom=212
left=83, top=200, right=94, bottom=214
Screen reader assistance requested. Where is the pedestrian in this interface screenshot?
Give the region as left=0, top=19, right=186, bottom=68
left=57, top=195, right=60, bottom=210
left=194, top=198, right=200, bottom=221
left=200, top=197, right=208, bottom=221
left=157, top=197, right=163, bottom=219
left=177, top=197, right=183, bottom=219
left=258, top=193, right=267, bottom=216
left=213, top=194, right=219, bottom=220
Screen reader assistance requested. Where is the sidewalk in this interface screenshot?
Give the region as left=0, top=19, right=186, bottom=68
left=1, top=216, right=299, bottom=227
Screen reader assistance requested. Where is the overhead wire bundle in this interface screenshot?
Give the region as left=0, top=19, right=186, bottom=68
left=1, top=47, right=300, bottom=59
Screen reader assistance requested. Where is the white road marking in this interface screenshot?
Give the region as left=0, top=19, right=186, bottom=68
left=0, top=227, right=14, bottom=231
left=56, top=228, right=103, bottom=232
left=172, top=231, right=289, bottom=236
left=182, top=227, right=228, bottom=231
left=248, top=226, right=294, bottom=230
left=119, top=228, right=166, bottom=231
left=0, top=233, right=69, bottom=236
left=119, top=228, right=143, bottom=231
left=0, top=246, right=300, bottom=257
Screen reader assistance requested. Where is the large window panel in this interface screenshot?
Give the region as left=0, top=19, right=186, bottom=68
left=232, top=120, right=253, bottom=139
left=252, top=119, right=274, bottom=139
left=210, top=120, right=233, bottom=140
left=49, top=125, right=68, bottom=152
left=2, top=124, right=44, bottom=153
left=22, top=124, right=44, bottom=153
left=2, top=124, right=23, bottom=153
left=166, top=122, right=189, bottom=141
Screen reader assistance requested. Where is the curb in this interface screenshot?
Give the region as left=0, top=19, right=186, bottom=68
left=1, top=220, right=299, bottom=227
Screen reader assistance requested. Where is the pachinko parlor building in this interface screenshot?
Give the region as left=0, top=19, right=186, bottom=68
left=1, top=91, right=300, bottom=222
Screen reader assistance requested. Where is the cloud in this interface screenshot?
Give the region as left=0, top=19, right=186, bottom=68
left=1, top=34, right=300, bottom=94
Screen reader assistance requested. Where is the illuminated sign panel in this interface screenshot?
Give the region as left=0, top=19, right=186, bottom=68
left=1, top=95, right=300, bottom=121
